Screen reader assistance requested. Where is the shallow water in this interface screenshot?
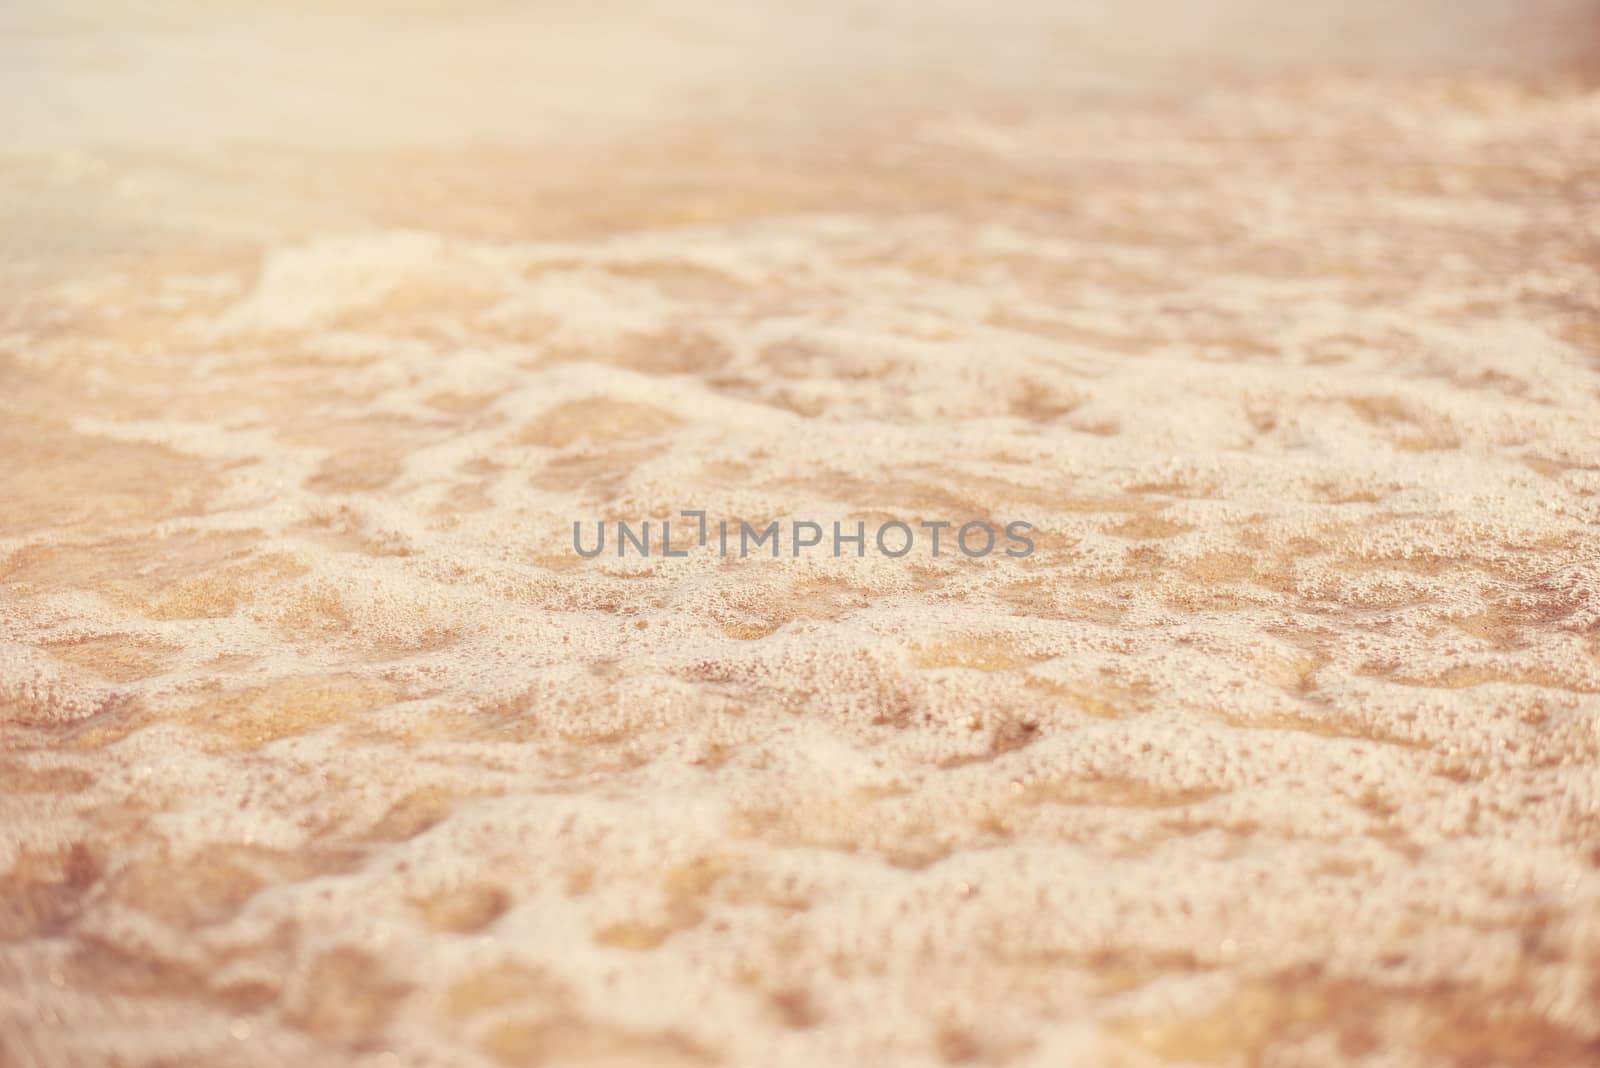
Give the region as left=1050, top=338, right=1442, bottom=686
left=3, top=2, right=1600, bottom=1066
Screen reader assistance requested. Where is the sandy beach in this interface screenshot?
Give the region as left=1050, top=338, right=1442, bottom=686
left=3, top=2, right=1600, bottom=1065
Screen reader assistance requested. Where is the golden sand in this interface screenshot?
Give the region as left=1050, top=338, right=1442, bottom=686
left=3, top=2, right=1599, bottom=1065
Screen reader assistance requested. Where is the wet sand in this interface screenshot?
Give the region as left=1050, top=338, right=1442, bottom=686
left=3, top=2, right=1600, bottom=1065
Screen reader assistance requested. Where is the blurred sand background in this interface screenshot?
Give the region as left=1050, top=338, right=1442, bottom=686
left=3, top=2, right=1600, bottom=1065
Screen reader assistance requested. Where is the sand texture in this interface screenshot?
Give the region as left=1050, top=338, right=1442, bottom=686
left=3, top=2, right=1600, bottom=1065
